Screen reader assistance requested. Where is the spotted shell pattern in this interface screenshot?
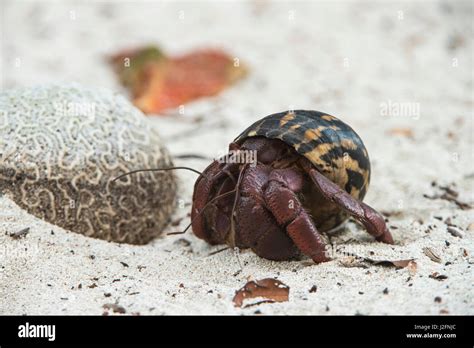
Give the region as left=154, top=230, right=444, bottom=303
left=0, top=84, right=176, bottom=244
left=236, top=109, right=371, bottom=210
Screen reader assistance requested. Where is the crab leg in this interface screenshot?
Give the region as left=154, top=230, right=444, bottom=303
left=305, top=166, right=394, bottom=244
left=263, top=168, right=330, bottom=263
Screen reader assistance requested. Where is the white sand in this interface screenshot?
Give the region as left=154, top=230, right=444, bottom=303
left=0, top=0, right=473, bottom=315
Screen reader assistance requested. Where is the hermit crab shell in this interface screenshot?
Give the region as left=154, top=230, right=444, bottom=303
left=235, top=110, right=371, bottom=230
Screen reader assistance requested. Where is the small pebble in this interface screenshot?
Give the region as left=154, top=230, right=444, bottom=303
left=447, top=226, right=463, bottom=238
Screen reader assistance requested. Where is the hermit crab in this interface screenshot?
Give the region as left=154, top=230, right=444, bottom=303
left=114, top=110, right=394, bottom=263
left=190, top=110, right=393, bottom=263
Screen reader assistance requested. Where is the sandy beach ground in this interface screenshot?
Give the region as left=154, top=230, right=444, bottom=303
left=1, top=0, right=473, bottom=315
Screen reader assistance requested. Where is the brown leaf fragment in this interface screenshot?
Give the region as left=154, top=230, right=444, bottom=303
left=447, top=226, right=463, bottom=238
left=429, top=272, right=448, bottom=281
left=340, top=253, right=415, bottom=269
left=9, top=227, right=30, bottom=239
left=233, top=278, right=289, bottom=308
left=423, top=184, right=472, bottom=210
left=423, top=247, right=442, bottom=263
left=439, top=186, right=459, bottom=198
left=243, top=300, right=276, bottom=309
left=371, top=259, right=414, bottom=268
left=407, top=260, right=418, bottom=276
left=339, top=256, right=368, bottom=268
left=443, top=196, right=471, bottom=210
left=387, top=127, right=414, bottom=138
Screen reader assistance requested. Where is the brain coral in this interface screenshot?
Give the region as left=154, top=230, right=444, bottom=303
left=0, top=83, right=176, bottom=244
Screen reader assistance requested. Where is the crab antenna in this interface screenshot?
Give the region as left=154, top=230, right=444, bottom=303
left=111, top=166, right=206, bottom=183
left=207, top=247, right=230, bottom=256
left=167, top=189, right=237, bottom=235
left=228, top=164, right=248, bottom=249
left=174, top=153, right=213, bottom=161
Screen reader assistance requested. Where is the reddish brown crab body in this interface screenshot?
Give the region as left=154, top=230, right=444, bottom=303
left=191, top=111, right=393, bottom=263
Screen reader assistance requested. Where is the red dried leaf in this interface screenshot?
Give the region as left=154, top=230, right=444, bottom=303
left=233, top=278, right=289, bottom=308
left=109, top=46, right=247, bottom=114
left=371, top=259, right=415, bottom=268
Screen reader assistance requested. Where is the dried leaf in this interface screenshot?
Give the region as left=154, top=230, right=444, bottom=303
left=9, top=227, right=30, bottom=239
left=439, top=186, right=459, bottom=198
left=339, top=253, right=415, bottom=269
left=387, top=127, right=414, bottom=138
left=109, top=46, right=248, bottom=114
left=407, top=260, right=418, bottom=276
left=233, top=278, right=289, bottom=308
left=371, top=259, right=415, bottom=268
left=339, top=256, right=368, bottom=268
left=429, top=272, right=448, bottom=281
left=423, top=247, right=442, bottom=263
left=423, top=185, right=472, bottom=210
